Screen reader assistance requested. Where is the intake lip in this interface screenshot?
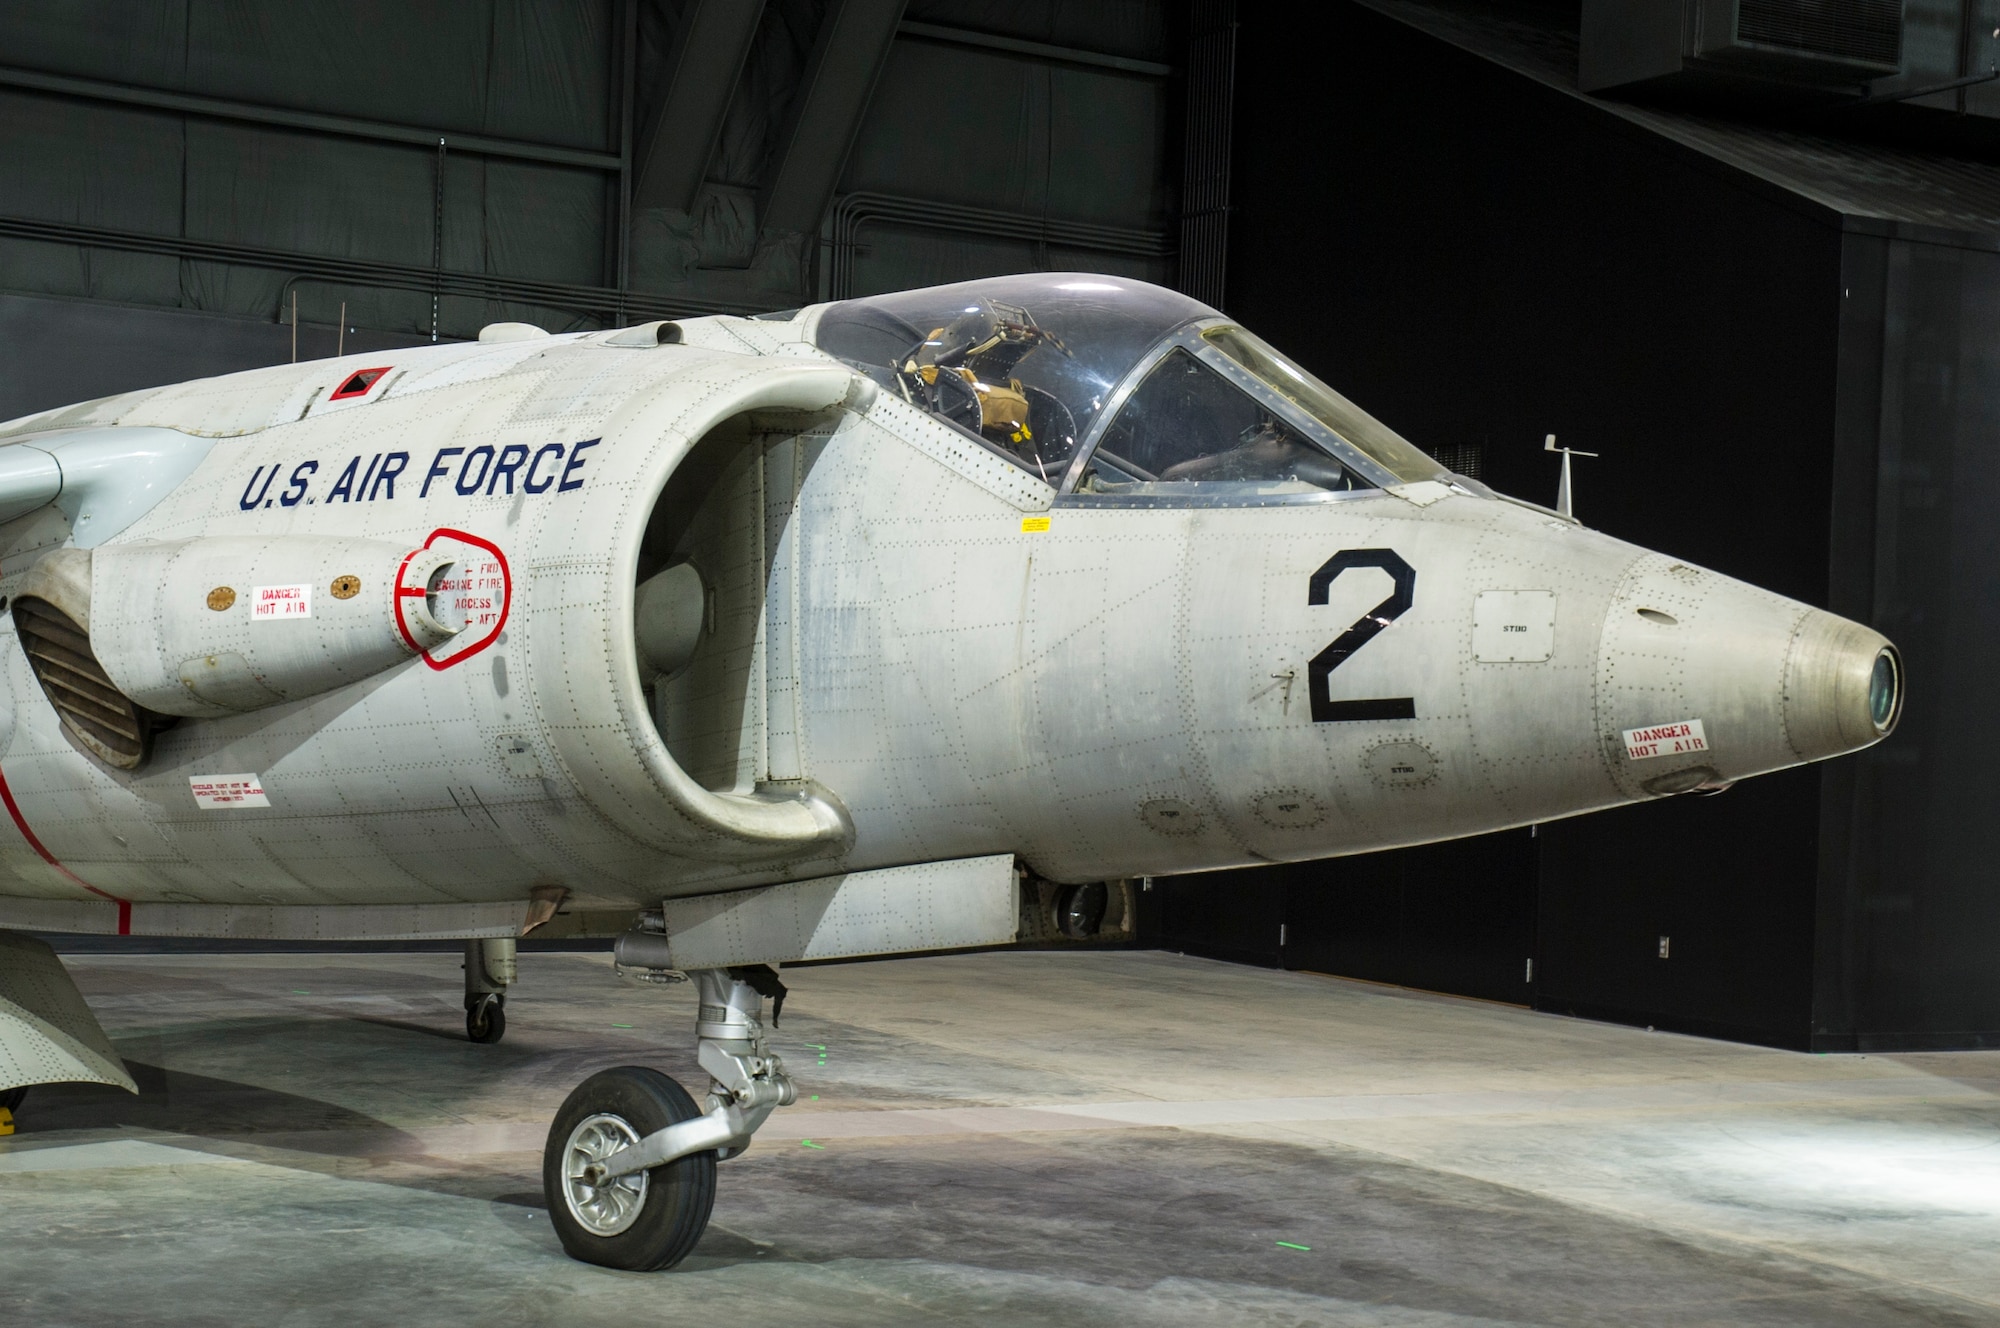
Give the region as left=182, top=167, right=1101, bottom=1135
left=1782, top=612, right=1900, bottom=762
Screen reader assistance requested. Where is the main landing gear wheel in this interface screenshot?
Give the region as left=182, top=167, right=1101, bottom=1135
left=543, top=1067, right=717, bottom=1270
left=465, top=993, right=506, bottom=1044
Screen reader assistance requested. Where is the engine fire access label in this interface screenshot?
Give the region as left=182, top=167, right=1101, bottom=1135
left=1622, top=719, right=1708, bottom=761
left=433, top=560, right=504, bottom=632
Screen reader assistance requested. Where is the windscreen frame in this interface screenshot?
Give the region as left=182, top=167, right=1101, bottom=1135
left=1055, top=319, right=1431, bottom=498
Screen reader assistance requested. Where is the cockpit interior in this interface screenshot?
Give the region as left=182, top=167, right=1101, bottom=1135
left=813, top=273, right=1452, bottom=504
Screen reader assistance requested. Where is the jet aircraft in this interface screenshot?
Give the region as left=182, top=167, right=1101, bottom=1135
left=0, top=273, right=1900, bottom=1269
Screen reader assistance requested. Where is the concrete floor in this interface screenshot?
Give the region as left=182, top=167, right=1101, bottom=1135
left=3, top=952, right=1999, bottom=1327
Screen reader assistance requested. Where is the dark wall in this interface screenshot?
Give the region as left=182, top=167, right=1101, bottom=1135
left=1155, top=865, right=1286, bottom=968
left=1283, top=830, right=1538, bottom=1004
left=1196, top=0, right=1851, bottom=1046
left=1814, top=229, right=2000, bottom=1049
left=1538, top=770, right=1822, bottom=1046
left=1229, top=2, right=1841, bottom=600
left=0, top=291, right=432, bottom=424
left=1156, top=829, right=1538, bottom=1004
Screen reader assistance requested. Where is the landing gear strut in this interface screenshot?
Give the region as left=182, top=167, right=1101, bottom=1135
left=463, top=937, right=515, bottom=1043
left=543, top=966, right=794, bottom=1270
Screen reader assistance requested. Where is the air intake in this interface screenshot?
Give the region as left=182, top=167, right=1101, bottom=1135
left=13, top=597, right=160, bottom=770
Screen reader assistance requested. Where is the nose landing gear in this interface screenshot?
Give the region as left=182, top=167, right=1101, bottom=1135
left=542, top=966, right=794, bottom=1270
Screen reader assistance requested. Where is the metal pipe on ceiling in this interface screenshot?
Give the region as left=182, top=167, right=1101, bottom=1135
left=894, top=21, right=1174, bottom=77
left=0, top=214, right=752, bottom=329
left=826, top=192, right=1174, bottom=301
left=0, top=64, right=622, bottom=172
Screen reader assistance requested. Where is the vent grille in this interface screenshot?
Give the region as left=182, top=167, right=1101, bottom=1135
left=13, top=598, right=156, bottom=770
left=1736, top=0, right=1903, bottom=68
left=1428, top=442, right=1484, bottom=481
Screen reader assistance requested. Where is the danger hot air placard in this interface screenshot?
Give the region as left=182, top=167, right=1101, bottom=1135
left=1622, top=719, right=1708, bottom=761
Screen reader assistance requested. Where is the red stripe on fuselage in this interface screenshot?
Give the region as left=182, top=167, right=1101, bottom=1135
left=0, top=762, right=131, bottom=934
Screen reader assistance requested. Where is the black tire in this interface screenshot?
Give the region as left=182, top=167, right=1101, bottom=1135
left=466, top=993, right=506, bottom=1044
left=543, top=1067, right=716, bottom=1271
left=0, top=1085, right=26, bottom=1115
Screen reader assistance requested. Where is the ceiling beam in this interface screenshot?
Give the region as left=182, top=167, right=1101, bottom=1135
left=757, top=0, right=907, bottom=238
left=0, top=64, right=620, bottom=171
left=895, top=21, right=1174, bottom=78
left=632, top=0, right=768, bottom=213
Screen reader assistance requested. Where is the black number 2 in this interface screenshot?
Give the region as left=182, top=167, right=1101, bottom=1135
left=1307, top=548, right=1417, bottom=723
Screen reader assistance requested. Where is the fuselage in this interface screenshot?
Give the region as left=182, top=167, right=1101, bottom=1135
left=0, top=282, right=1897, bottom=923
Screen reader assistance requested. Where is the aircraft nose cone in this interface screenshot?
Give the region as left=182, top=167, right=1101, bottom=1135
left=1596, top=556, right=1900, bottom=797
left=1783, top=614, right=1902, bottom=761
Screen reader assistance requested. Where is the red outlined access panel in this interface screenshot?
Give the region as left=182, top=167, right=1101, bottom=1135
left=394, top=528, right=512, bottom=670
left=329, top=366, right=392, bottom=401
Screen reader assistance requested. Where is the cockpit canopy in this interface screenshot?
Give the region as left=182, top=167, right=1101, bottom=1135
left=813, top=273, right=1446, bottom=498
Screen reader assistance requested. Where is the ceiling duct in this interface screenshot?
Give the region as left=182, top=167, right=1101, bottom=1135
left=1582, top=0, right=1907, bottom=96
left=1737, top=0, right=1903, bottom=68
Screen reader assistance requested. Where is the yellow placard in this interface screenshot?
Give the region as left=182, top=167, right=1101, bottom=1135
left=1020, top=515, right=1051, bottom=533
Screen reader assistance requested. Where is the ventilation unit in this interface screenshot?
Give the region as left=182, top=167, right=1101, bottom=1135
left=1736, top=0, right=1902, bottom=68
left=1581, top=0, right=1906, bottom=95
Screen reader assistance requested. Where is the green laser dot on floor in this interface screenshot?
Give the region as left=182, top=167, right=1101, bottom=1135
left=1275, top=1241, right=1311, bottom=1252
left=611, top=1023, right=634, bottom=1029
left=800, top=1139, right=824, bottom=1150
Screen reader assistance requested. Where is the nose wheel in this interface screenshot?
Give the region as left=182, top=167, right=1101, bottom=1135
left=543, top=1067, right=717, bottom=1270
left=541, top=965, right=794, bottom=1271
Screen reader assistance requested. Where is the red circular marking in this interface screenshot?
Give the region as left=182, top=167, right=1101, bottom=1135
left=390, top=546, right=426, bottom=655
left=391, top=527, right=512, bottom=671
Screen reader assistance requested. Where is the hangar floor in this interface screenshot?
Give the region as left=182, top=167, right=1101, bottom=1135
left=2, top=950, right=1997, bottom=1327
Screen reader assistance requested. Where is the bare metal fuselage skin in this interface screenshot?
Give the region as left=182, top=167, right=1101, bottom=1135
left=0, top=304, right=1892, bottom=923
